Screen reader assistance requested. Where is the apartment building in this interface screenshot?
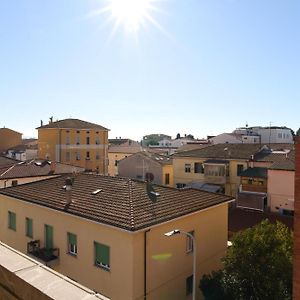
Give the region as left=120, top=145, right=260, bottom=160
left=37, top=118, right=109, bottom=173
left=0, top=127, right=22, bottom=152
left=0, top=174, right=232, bottom=300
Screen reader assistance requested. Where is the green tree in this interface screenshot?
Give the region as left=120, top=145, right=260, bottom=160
left=200, top=220, right=293, bottom=300
left=296, top=128, right=300, bottom=136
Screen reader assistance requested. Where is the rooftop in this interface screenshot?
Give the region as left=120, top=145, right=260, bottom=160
left=0, top=160, right=84, bottom=180
left=36, top=118, right=109, bottom=131
left=173, top=143, right=294, bottom=160
left=0, top=174, right=233, bottom=231
left=240, top=167, right=268, bottom=178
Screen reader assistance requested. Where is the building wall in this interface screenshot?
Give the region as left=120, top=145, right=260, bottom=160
left=118, top=154, right=163, bottom=185
left=293, top=138, right=300, bottom=299
left=0, top=194, right=229, bottom=300
left=38, top=128, right=108, bottom=174
left=267, top=169, right=294, bottom=213
left=209, top=133, right=242, bottom=144
left=173, top=156, right=246, bottom=197
left=162, top=164, right=174, bottom=187
left=257, top=128, right=293, bottom=144
left=0, top=128, right=22, bottom=152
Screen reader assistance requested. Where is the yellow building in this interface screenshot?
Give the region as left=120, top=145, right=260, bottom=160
left=172, top=144, right=268, bottom=197
left=0, top=174, right=232, bottom=300
left=0, top=127, right=22, bottom=152
left=108, top=138, right=142, bottom=176
left=37, top=118, right=109, bottom=174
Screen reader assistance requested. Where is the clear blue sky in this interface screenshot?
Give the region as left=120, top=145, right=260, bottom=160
left=0, top=0, right=299, bottom=140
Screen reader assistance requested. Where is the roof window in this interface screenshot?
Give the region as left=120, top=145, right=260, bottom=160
left=92, top=189, right=102, bottom=195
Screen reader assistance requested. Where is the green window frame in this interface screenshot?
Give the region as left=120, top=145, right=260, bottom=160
left=45, top=224, right=53, bottom=249
left=94, top=242, right=110, bottom=270
left=25, top=218, right=33, bottom=238
left=8, top=211, right=16, bottom=231
left=67, top=232, right=77, bottom=255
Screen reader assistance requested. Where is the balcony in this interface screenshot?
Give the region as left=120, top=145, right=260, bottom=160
left=27, top=240, right=59, bottom=266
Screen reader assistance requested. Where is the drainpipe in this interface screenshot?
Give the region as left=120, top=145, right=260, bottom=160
left=144, top=229, right=150, bottom=300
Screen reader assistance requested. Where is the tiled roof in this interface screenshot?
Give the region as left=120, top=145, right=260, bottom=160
left=108, top=146, right=142, bottom=154
left=0, top=156, right=19, bottom=168
left=239, top=167, right=268, bottom=178
left=135, top=151, right=172, bottom=165
left=36, top=119, right=109, bottom=130
left=0, top=160, right=84, bottom=179
left=175, top=144, right=209, bottom=153
left=173, top=143, right=294, bottom=160
left=254, top=148, right=295, bottom=163
left=269, top=159, right=295, bottom=171
left=0, top=174, right=233, bottom=231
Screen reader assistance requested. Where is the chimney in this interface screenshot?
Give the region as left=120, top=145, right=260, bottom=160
left=49, top=116, right=53, bottom=124
left=40, top=120, right=43, bottom=127
left=65, top=177, right=73, bottom=205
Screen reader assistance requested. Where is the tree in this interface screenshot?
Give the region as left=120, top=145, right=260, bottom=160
left=296, top=128, right=300, bottom=136
left=200, top=220, right=293, bottom=300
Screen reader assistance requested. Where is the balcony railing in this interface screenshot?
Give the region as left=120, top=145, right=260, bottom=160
left=27, top=240, right=59, bottom=266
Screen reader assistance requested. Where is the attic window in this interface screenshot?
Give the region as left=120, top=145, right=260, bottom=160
left=92, top=189, right=102, bottom=195
left=150, top=191, right=160, bottom=197
left=62, top=185, right=66, bottom=189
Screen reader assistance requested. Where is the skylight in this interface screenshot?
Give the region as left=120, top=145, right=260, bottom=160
left=92, top=189, right=102, bottom=195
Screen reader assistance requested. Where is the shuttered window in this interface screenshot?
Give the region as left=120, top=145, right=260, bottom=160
left=94, top=242, right=110, bottom=270
left=8, top=211, right=16, bottom=231
left=26, top=218, right=33, bottom=237
left=67, top=232, right=77, bottom=255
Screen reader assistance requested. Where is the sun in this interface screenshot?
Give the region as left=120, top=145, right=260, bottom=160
left=109, top=0, right=153, bottom=32
left=87, top=0, right=164, bottom=37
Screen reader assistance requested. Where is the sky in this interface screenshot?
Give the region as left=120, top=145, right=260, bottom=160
left=0, top=0, right=299, bottom=141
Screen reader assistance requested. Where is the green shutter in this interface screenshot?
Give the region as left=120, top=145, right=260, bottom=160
left=45, top=225, right=53, bottom=249
left=26, top=218, right=33, bottom=237
left=94, top=242, right=110, bottom=268
left=68, top=232, right=77, bottom=245
left=8, top=211, right=16, bottom=231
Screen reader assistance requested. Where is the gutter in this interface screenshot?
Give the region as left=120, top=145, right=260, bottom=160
left=144, top=229, right=150, bottom=300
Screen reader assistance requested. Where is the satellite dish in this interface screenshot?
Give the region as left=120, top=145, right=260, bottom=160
left=145, top=172, right=154, bottom=182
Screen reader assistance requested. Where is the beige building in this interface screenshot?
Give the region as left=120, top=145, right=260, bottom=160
left=0, top=127, right=22, bottom=152
left=118, top=151, right=174, bottom=187
left=267, top=158, right=295, bottom=214
left=108, top=138, right=142, bottom=176
left=37, top=118, right=109, bottom=174
left=0, top=174, right=232, bottom=300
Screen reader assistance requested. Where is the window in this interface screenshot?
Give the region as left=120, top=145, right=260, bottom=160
left=186, top=275, right=193, bottom=295
left=25, top=217, right=33, bottom=238
left=165, top=173, right=170, bottom=185
left=66, top=152, right=71, bottom=162
left=194, top=162, right=204, bottom=173
left=86, top=137, right=90, bottom=145
left=96, top=152, right=100, bottom=160
left=94, top=242, right=110, bottom=270
left=8, top=211, right=16, bottom=231
left=186, top=231, right=194, bottom=253
left=176, top=183, right=186, bottom=189
left=114, top=160, right=118, bottom=166
left=185, top=164, right=191, bottom=173
left=237, top=164, right=244, bottom=176
left=95, top=137, right=100, bottom=145
left=76, top=136, right=80, bottom=145
left=76, top=152, right=81, bottom=160
left=86, top=151, right=90, bottom=160
left=45, top=224, right=53, bottom=249
left=67, top=232, right=77, bottom=255
left=66, top=136, right=70, bottom=145
left=278, top=133, right=282, bottom=138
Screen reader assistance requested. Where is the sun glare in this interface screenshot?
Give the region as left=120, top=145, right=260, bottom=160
left=110, top=0, right=152, bottom=32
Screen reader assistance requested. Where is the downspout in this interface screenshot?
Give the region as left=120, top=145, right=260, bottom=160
left=144, top=229, right=150, bottom=300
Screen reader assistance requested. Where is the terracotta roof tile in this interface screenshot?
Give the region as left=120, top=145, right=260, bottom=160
left=0, top=174, right=233, bottom=231
left=36, top=118, right=109, bottom=130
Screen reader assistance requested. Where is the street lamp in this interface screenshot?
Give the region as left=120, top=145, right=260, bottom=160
left=164, top=229, right=196, bottom=300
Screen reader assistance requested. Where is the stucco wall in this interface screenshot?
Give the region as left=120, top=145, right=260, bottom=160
left=267, top=169, right=294, bottom=212
left=0, top=193, right=229, bottom=300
